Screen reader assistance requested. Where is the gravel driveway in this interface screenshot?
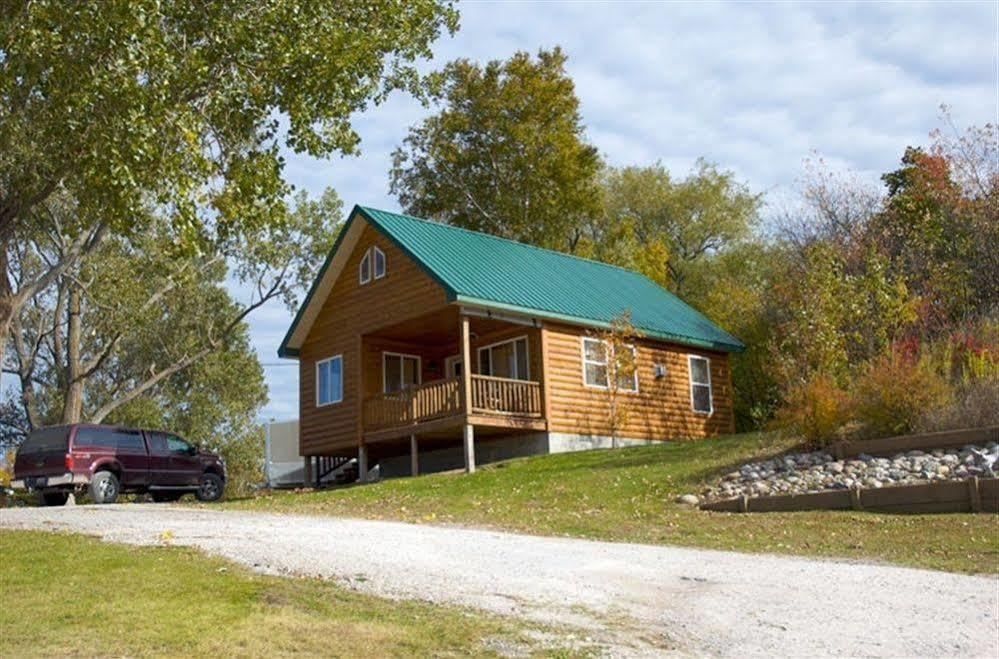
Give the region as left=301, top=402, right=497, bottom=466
left=2, top=505, right=996, bottom=657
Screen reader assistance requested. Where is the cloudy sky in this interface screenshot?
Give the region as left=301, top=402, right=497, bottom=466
left=252, top=0, right=997, bottom=421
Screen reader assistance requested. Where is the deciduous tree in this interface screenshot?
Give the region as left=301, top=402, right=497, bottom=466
left=390, top=48, right=601, bottom=251
left=0, top=0, right=458, bottom=363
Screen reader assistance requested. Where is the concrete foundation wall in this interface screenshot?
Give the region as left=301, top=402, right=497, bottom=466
left=547, top=432, right=660, bottom=453
left=379, top=432, right=549, bottom=478
left=378, top=431, right=666, bottom=478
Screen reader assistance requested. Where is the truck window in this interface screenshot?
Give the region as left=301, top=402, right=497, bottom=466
left=166, top=436, right=193, bottom=454
left=74, top=427, right=117, bottom=448
left=75, top=427, right=144, bottom=451
left=147, top=432, right=191, bottom=454
left=112, top=431, right=145, bottom=451
left=18, top=427, right=70, bottom=454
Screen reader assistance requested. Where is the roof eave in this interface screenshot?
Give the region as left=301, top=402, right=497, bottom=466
left=453, top=295, right=745, bottom=353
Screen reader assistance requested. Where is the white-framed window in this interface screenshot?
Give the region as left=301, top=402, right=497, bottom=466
left=316, top=355, right=343, bottom=406
left=687, top=355, right=713, bottom=414
left=373, top=246, right=386, bottom=279
left=383, top=352, right=421, bottom=393
left=477, top=336, right=529, bottom=380
left=359, top=250, right=371, bottom=284
left=581, top=337, right=638, bottom=392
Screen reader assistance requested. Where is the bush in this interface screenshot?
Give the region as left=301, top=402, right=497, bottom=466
left=207, top=423, right=265, bottom=499
left=773, top=372, right=851, bottom=446
left=852, top=354, right=952, bottom=438
left=917, top=376, right=999, bottom=433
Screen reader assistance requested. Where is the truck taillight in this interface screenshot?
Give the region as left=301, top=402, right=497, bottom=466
left=64, top=453, right=74, bottom=471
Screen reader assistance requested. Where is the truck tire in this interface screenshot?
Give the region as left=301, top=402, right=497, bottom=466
left=195, top=473, right=223, bottom=502
left=89, top=471, right=120, bottom=504
left=38, top=491, right=69, bottom=506
left=150, top=491, right=183, bottom=503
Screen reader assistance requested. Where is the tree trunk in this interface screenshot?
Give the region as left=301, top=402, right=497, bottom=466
left=0, top=245, right=12, bottom=373
left=60, top=282, right=84, bottom=424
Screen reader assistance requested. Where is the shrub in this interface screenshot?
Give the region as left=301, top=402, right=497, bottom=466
left=917, top=376, right=999, bottom=433
left=852, top=354, right=952, bottom=438
left=773, top=372, right=851, bottom=446
left=207, top=423, right=265, bottom=499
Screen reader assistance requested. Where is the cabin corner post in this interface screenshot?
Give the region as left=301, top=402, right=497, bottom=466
left=460, top=312, right=475, bottom=473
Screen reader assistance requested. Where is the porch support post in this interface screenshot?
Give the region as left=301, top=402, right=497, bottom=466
left=460, top=313, right=473, bottom=414
left=358, top=444, right=369, bottom=483
left=410, top=435, right=419, bottom=477
left=460, top=312, right=475, bottom=475
left=303, top=455, right=313, bottom=488
left=463, top=424, right=476, bottom=474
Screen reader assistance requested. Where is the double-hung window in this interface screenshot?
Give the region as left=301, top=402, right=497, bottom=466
left=582, top=338, right=638, bottom=392
left=316, top=355, right=343, bottom=406
left=478, top=336, right=529, bottom=380
left=687, top=355, right=713, bottom=414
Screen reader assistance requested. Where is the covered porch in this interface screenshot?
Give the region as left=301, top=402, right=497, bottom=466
left=356, top=306, right=549, bottom=476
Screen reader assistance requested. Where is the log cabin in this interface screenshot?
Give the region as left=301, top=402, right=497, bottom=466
left=279, top=205, right=744, bottom=481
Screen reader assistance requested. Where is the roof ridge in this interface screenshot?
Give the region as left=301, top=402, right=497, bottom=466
left=358, top=205, right=645, bottom=277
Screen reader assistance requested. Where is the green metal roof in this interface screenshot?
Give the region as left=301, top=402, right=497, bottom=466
left=279, top=205, right=744, bottom=357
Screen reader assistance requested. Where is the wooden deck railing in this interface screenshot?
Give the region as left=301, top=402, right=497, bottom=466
left=363, top=377, right=463, bottom=431
left=362, top=374, right=543, bottom=431
left=470, top=374, right=543, bottom=417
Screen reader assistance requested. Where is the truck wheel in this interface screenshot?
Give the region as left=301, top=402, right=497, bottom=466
left=38, top=491, right=69, bottom=507
left=150, top=492, right=183, bottom=503
left=89, top=471, right=120, bottom=504
left=195, top=473, right=223, bottom=502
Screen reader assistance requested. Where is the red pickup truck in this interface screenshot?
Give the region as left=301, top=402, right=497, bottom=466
left=11, top=424, right=226, bottom=505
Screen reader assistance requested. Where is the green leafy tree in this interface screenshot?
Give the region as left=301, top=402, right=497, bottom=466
left=6, top=188, right=342, bottom=432
left=390, top=47, right=601, bottom=251
left=592, top=161, right=760, bottom=294
left=0, top=0, right=458, bottom=364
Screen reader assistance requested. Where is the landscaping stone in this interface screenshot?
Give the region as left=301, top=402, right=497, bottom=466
left=677, top=494, right=700, bottom=506
left=703, top=442, right=999, bottom=501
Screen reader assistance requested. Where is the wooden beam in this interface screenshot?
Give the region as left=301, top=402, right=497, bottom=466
left=358, top=444, right=368, bottom=483
left=463, top=423, right=475, bottom=474
left=460, top=314, right=473, bottom=414
left=302, top=454, right=312, bottom=487
left=410, top=434, right=419, bottom=477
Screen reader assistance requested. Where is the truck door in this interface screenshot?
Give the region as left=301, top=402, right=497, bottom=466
left=146, top=432, right=175, bottom=486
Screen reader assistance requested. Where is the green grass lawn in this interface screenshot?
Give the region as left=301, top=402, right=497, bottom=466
left=0, top=530, right=575, bottom=658
left=209, top=432, right=998, bottom=574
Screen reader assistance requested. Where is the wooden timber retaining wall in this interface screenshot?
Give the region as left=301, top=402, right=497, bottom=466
left=830, top=426, right=998, bottom=460
left=701, top=477, right=999, bottom=514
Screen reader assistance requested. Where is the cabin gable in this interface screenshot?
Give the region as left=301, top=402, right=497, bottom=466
left=298, top=220, right=450, bottom=455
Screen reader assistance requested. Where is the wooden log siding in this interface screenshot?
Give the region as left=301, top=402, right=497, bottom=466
left=543, top=323, right=735, bottom=440
left=470, top=374, right=543, bottom=417
left=298, top=222, right=450, bottom=456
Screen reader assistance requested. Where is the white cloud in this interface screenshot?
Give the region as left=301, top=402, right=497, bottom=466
left=244, top=1, right=997, bottom=420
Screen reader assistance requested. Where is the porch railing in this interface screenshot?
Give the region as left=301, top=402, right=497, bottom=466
left=362, top=374, right=543, bottom=431
left=363, top=376, right=463, bottom=431
left=470, top=374, right=543, bottom=417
